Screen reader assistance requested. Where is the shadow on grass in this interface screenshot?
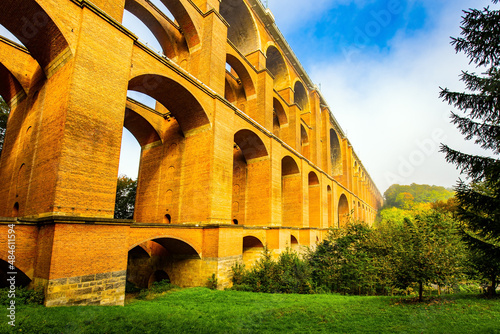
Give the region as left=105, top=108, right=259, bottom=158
left=389, top=292, right=498, bottom=306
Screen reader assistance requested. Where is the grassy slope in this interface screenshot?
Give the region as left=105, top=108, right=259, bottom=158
left=3, top=288, right=500, bottom=334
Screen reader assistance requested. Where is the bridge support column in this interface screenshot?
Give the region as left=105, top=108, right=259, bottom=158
left=32, top=220, right=129, bottom=307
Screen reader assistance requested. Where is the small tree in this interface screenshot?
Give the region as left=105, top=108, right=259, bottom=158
left=439, top=1, right=500, bottom=296
left=114, top=175, right=137, bottom=219
left=308, top=223, right=380, bottom=295
left=387, top=211, right=466, bottom=301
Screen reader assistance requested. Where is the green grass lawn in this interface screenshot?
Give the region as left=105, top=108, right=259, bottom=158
left=2, top=288, right=500, bottom=334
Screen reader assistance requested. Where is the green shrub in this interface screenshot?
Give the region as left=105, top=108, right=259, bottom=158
left=207, top=274, right=218, bottom=290
left=231, top=247, right=313, bottom=294
left=0, top=286, right=44, bottom=306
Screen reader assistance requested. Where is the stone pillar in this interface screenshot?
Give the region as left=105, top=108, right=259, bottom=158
left=35, top=220, right=130, bottom=307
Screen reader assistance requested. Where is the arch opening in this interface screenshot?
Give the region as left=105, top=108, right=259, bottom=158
left=0, top=24, right=24, bottom=46
left=0, top=260, right=30, bottom=288
left=282, top=156, right=301, bottom=227
left=128, top=74, right=210, bottom=134
left=0, top=95, right=10, bottom=157
left=330, top=129, right=342, bottom=176
left=123, top=8, right=163, bottom=54
left=224, top=55, right=256, bottom=106
left=0, top=0, right=72, bottom=74
left=294, top=81, right=308, bottom=111
left=308, top=172, right=320, bottom=228
left=266, top=45, right=289, bottom=90
left=126, top=238, right=201, bottom=290
left=338, top=194, right=349, bottom=228
left=290, top=235, right=299, bottom=252
left=220, top=0, right=259, bottom=55
left=327, top=185, right=333, bottom=228
left=232, top=130, right=269, bottom=226
left=242, top=236, right=264, bottom=267
left=224, top=61, right=245, bottom=104
left=301, top=124, right=309, bottom=159
left=148, top=270, right=170, bottom=287
left=272, top=98, right=287, bottom=137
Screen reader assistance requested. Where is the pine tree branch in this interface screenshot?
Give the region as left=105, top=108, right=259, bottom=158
left=460, top=68, right=500, bottom=94
left=440, top=145, right=500, bottom=181
left=452, top=7, right=500, bottom=66
left=439, top=88, right=499, bottom=123
left=450, top=112, right=500, bottom=153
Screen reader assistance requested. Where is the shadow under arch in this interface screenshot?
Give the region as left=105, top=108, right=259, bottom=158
left=0, top=0, right=72, bottom=76
left=0, top=260, right=31, bottom=288
left=242, top=235, right=264, bottom=267
left=308, top=171, right=320, bottom=228
left=220, top=0, right=260, bottom=55
left=294, top=80, right=309, bottom=111
left=126, top=236, right=202, bottom=289
left=338, top=193, right=349, bottom=228
left=290, top=234, right=299, bottom=252
left=0, top=62, right=25, bottom=107
left=266, top=45, right=290, bottom=91
left=330, top=128, right=343, bottom=176
left=282, top=155, right=302, bottom=227
left=327, top=185, right=333, bottom=227
left=128, top=74, right=210, bottom=135
left=123, top=108, right=161, bottom=146
left=226, top=54, right=256, bottom=97
left=155, top=0, right=201, bottom=50
left=232, top=129, right=269, bottom=225
left=234, top=129, right=268, bottom=161
left=273, top=98, right=288, bottom=136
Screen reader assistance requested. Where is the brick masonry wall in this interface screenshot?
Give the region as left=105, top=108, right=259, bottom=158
left=45, top=270, right=126, bottom=307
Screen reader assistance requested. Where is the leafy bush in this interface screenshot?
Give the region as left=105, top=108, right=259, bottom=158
left=207, top=274, right=218, bottom=290
left=231, top=247, right=313, bottom=294
left=0, top=286, right=44, bottom=306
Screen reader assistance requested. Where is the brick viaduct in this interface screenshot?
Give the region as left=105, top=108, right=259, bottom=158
left=0, top=0, right=383, bottom=306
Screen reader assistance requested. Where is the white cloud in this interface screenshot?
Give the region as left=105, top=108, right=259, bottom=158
left=307, top=0, right=498, bottom=192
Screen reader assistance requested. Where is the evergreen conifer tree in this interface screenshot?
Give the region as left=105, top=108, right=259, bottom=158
left=440, top=1, right=500, bottom=296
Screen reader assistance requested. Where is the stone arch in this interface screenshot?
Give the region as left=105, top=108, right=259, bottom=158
left=123, top=108, right=161, bottom=147
left=273, top=98, right=288, bottom=137
left=0, top=62, right=26, bottom=107
left=128, top=74, right=210, bottom=134
left=282, top=155, right=301, bottom=227
left=242, top=236, right=264, bottom=267
left=338, top=194, right=349, bottom=228
left=127, top=237, right=202, bottom=289
left=234, top=129, right=268, bottom=161
left=220, top=0, right=260, bottom=55
left=153, top=0, right=200, bottom=49
left=294, top=80, right=309, bottom=111
left=232, top=129, right=269, bottom=225
left=266, top=45, right=290, bottom=91
left=308, top=171, right=320, bottom=228
left=327, top=185, right=333, bottom=228
left=226, top=54, right=256, bottom=97
left=0, top=0, right=72, bottom=76
left=301, top=124, right=310, bottom=159
left=0, top=260, right=31, bottom=288
left=124, top=0, right=182, bottom=59
left=290, top=234, right=299, bottom=252
left=330, top=128, right=342, bottom=176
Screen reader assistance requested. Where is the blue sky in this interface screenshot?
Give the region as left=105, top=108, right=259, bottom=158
left=265, top=0, right=498, bottom=193
left=1, top=0, right=498, bottom=194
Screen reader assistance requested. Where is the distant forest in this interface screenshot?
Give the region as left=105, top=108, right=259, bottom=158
left=383, top=183, right=454, bottom=209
